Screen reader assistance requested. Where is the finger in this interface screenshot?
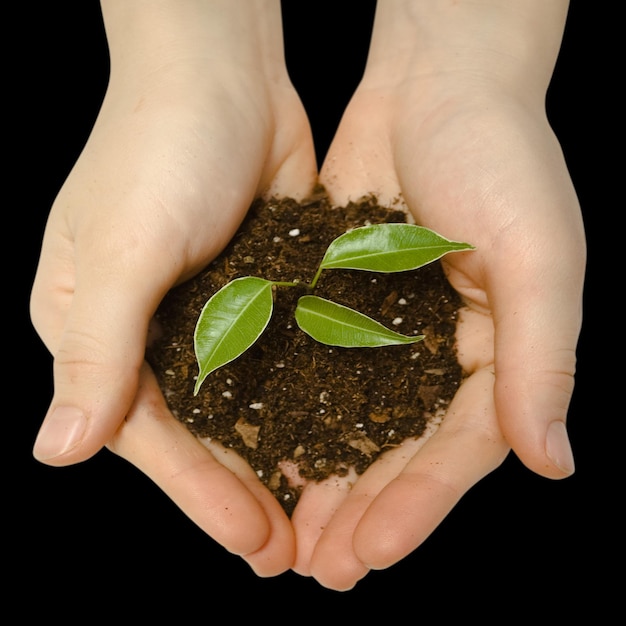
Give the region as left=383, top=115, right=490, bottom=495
left=303, top=421, right=439, bottom=590
left=350, top=367, right=509, bottom=570
left=488, top=212, right=585, bottom=479
left=108, top=364, right=295, bottom=574
left=319, top=97, right=401, bottom=208
left=31, top=225, right=171, bottom=465
left=261, top=109, right=319, bottom=203
left=199, top=438, right=296, bottom=576
left=290, top=468, right=357, bottom=577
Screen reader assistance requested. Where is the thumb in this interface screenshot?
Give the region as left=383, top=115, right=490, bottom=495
left=491, top=246, right=584, bottom=479
left=31, top=247, right=165, bottom=466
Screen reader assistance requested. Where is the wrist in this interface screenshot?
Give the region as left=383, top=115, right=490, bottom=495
left=100, top=0, right=288, bottom=89
left=363, top=0, right=569, bottom=104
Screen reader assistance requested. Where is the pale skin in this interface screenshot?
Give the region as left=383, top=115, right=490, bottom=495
left=30, top=0, right=585, bottom=590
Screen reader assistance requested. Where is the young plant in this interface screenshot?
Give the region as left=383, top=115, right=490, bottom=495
left=193, top=223, right=474, bottom=394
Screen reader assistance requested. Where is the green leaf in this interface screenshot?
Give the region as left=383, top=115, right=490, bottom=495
left=294, top=295, right=424, bottom=348
left=193, top=276, right=274, bottom=394
left=319, top=223, right=474, bottom=273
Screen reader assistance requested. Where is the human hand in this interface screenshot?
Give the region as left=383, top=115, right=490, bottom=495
left=290, top=0, right=585, bottom=589
left=30, top=0, right=317, bottom=576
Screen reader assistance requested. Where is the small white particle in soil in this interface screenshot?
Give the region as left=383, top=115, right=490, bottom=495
left=222, top=391, right=233, bottom=398
left=165, top=369, right=175, bottom=376
left=288, top=228, right=300, bottom=237
left=192, top=408, right=200, bottom=414
left=398, top=298, right=407, bottom=305
left=273, top=236, right=281, bottom=242
left=392, top=317, right=403, bottom=325
left=249, top=402, right=264, bottom=410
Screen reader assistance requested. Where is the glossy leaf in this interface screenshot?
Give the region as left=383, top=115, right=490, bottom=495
left=294, top=295, right=424, bottom=348
left=319, top=223, right=474, bottom=273
left=193, top=276, right=274, bottom=394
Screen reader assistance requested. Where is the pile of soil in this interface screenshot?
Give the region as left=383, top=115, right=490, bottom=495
left=146, top=189, right=466, bottom=516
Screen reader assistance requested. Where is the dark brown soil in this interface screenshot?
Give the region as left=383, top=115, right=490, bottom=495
left=146, top=188, right=465, bottom=516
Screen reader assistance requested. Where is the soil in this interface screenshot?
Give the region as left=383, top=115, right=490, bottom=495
left=146, top=188, right=466, bottom=517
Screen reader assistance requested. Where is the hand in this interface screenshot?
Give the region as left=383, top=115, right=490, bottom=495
left=30, top=0, right=317, bottom=576
left=290, top=0, right=585, bottom=589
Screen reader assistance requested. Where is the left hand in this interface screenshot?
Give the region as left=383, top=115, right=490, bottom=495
left=290, top=63, right=585, bottom=590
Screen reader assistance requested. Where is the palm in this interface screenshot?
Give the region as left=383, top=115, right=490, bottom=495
left=31, top=73, right=318, bottom=576
left=289, top=85, right=584, bottom=589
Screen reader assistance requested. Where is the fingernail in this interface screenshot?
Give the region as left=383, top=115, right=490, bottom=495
left=33, top=406, right=87, bottom=461
left=545, top=420, right=575, bottom=475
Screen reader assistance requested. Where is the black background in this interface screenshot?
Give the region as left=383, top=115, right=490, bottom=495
left=14, top=1, right=612, bottom=616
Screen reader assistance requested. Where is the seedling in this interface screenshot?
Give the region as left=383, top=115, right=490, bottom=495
left=193, top=223, right=474, bottom=394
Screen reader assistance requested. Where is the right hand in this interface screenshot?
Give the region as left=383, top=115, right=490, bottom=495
left=289, top=0, right=584, bottom=589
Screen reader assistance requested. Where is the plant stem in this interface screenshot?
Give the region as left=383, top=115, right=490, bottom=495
left=309, top=265, right=324, bottom=289
left=271, top=280, right=302, bottom=289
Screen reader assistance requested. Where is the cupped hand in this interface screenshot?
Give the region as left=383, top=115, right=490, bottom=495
left=30, top=1, right=317, bottom=575
left=290, top=74, right=585, bottom=589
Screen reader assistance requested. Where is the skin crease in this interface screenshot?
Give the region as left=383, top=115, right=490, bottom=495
left=30, top=0, right=585, bottom=590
